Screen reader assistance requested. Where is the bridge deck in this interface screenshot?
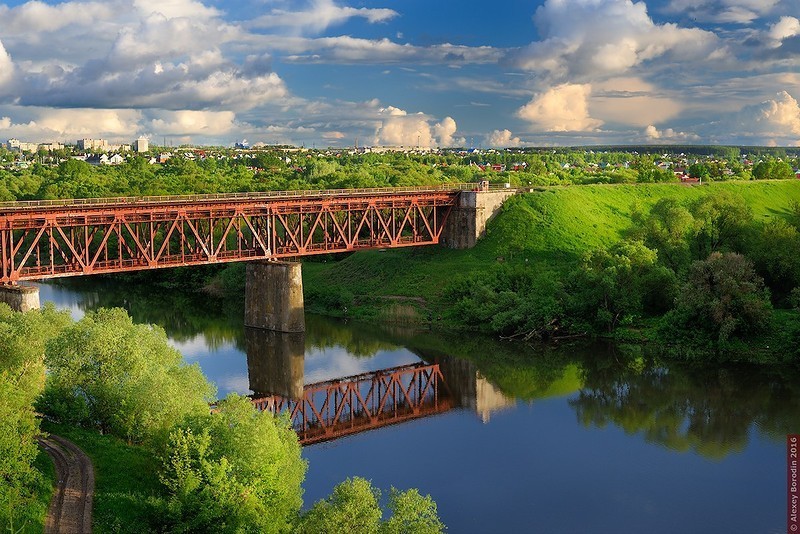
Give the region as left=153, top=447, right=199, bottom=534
left=0, top=185, right=482, bottom=283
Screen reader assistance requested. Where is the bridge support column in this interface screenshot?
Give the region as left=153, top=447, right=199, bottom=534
left=245, top=327, right=305, bottom=399
left=0, top=284, right=40, bottom=313
left=244, top=261, right=305, bottom=333
left=440, top=190, right=517, bottom=249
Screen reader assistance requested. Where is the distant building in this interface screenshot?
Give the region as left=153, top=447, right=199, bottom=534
left=77, top=138, right=109, bottom=152
left=133, top=137, right=149, bottom=153
left=6, top=138, right=39, bottom=152
left=38, top=142, right=63, bottom=152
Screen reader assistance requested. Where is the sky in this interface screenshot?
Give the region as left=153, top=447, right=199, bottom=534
left=0, top=0, right=799, bottom=148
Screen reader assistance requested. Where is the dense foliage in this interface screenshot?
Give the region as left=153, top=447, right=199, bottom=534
left=0, top=304, right=71, bottom=531
left=40, top=308, right=215, bottom=444
left=1, top=147, right=797, bottom=202
left=298, top=477, right=443, bottom=534
left=157, top=395, right=306, bottom=533
left=303, top=181, right=800, bottom=361
left=22, top=306, right=444, bottom=532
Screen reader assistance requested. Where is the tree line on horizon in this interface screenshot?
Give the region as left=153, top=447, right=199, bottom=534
left=0, top=148, right=798, bottom=201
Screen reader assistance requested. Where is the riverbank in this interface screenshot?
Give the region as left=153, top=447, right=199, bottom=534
left=299, top=181, right=800, bottom=361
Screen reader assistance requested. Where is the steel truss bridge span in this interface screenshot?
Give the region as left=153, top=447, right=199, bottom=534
left=0, top=186, right=465, bottom=283
left=251, top=362, right=451, bottom=446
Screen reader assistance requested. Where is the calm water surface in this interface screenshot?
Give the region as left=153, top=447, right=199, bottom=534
left=37, top=280, right=796, bottom=534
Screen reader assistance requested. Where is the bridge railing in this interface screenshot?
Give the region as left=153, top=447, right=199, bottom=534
left=0, top=182, right=513, bottom=211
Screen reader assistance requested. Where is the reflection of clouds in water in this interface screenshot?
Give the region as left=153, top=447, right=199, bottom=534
left=35, top=283, right=90, bottom=320
left=219, top=374, right=253, bottom=396
left=168, top=335, right=220, bottom=360
left=304, top=346, right=420, bottom=384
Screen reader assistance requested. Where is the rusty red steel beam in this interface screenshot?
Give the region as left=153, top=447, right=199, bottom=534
left=0, top=188, right=461, bottom=283
left=251, top=362, right=451, bottom=445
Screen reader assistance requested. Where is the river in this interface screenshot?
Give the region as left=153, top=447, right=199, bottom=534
left=36, top=279, right=796, bottom=533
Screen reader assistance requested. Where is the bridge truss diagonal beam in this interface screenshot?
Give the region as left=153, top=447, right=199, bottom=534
left=251, top=362, right=452, bottom=445
left=0, top=189, right=458, bottom=283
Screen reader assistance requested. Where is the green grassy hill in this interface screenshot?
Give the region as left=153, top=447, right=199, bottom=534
left=302, top=181, right=800, bottom=321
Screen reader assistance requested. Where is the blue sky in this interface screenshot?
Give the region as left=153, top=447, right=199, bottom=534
left=0, top=0, right=798, bottom=147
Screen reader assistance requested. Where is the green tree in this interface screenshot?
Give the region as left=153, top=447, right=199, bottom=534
left=298, top=477, right=443, bottom=534
left=381, top=488, right=444, bottom=534
left=41, top=308, right=215, bottom=443
left=568, top=241, right=674, bottom=332
left=158, top=394, right=306, bottom=533
left=664, top=252, right=772, bottom=344
left=687, top=163, right=710, bottom=180
left=630, top=198, right=695, bottom=273
left=0, top=304, right=72, bottom=531
left=689, top=191, right=752, bottom=259
left=299, top=477, right=382, bottom=534
left=747, top=219, right=800, bottom=303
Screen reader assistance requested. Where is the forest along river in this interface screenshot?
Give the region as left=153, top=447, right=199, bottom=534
left=37, top=280, right=797, bottom=534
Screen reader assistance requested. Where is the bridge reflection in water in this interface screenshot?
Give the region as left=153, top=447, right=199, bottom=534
left=244, top=327, right=513, bottom=445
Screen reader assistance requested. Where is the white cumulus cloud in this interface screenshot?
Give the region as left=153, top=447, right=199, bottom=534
left=512, top=0, right=720, bottom=81
left=767, top=16, right=800, bottom=47
left=373, top=106, right=460, bottom=147
left=517, top=84, right=602, bottom=132
left=0, top=40, right=13, bottom=87
left=643, top=125, right=700, bottom=141
left=485, top=129, right=521, bottom=147
left=146, top=110, right=237, bottom=136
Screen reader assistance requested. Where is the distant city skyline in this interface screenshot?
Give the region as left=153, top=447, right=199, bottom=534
left=0, top=0, right=798, bottom=148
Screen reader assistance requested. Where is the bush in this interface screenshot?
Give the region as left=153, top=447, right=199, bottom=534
left=41, top=308, right=215, bottom=443
left=298, top=478, right=444, bottom=534
left=0, top=304, right=72, bottom=531
left=662, top=252, right=772, bottom=344
left=157, top=394, right=306, bottom=533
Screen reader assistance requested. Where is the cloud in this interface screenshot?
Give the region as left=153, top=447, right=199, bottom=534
left=249, top=0, right=398, bottom=35
left=0, top=107, right=143, bottom=141
left=322, top=130, right=346, bottom=140
left=276, top=35, right=502, bottom=65
left=133, top=0, right=220, bottom=20
left=0, top=1, right=115, bottom=35
left=591, top=77, right=682, bottom=126
left=373, top=106, right=460, bottom=147
left=485, top=129, right=521, bottom=147
left=0, top=40, right=13, bottom=87
left=664, top=0, right=779, bottom=24
left=717, top=90, right=800, bottom=143
left=767, top=16, right=800, bottom=47
left=643, top=125, right=700, bottom=142
left=433, top=117, right=460, bottom=147
left=517, top=84, right=602, bottom=132
left=146, top=110, right=237, bottom=136
left=512, top=0, right=720, bottom=81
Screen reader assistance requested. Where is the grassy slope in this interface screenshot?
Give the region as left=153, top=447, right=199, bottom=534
left=303, top=181, right=800, bottom=319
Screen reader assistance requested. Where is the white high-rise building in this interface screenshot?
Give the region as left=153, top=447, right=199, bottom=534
left=133, top=136, right=149, bottom=153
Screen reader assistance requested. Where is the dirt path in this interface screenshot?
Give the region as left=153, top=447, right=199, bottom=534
left=39, top=434, right=94, bottom=534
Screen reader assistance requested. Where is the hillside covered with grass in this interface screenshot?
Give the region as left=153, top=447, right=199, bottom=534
left=299, top=180, right=800, bottom=363
left=303, top=181, right=800, bottom=324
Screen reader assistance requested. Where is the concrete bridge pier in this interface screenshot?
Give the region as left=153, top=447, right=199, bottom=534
left=245, top=327, right=305, bottom=399
left=244, top=261, right=306, bottom=333
left=440, top=189, right=517, bottom=249
left=0, top=284, right=40, bottom=312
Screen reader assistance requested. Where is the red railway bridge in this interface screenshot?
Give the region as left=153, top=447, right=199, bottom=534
left=251, top=362, right=451, bottom=446
left=0, top=185, right=474, bottom=284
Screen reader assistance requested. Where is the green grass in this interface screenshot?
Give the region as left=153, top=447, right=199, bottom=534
left=303, top=181, right=800, bottom=321
left=12, top=448, right=56, bottom=534
left=41, top=422, right=163, bottom=533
